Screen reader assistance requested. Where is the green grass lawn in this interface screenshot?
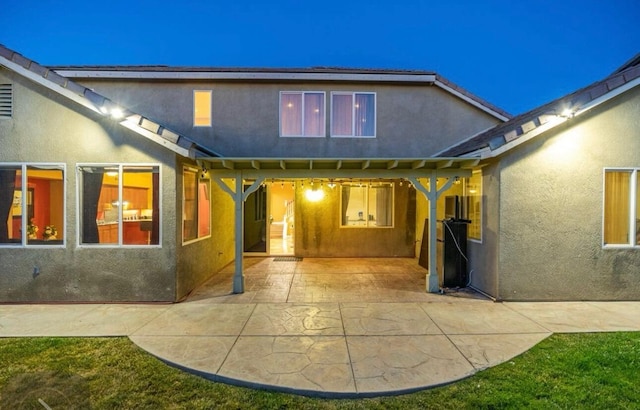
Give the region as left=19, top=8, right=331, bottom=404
left=1, top=332, right=639, bottom=409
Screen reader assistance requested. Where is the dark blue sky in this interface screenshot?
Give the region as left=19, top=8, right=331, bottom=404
left=1, top=0, right=638, bottom=115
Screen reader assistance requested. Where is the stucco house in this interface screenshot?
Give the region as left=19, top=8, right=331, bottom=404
left=1, top=43, right=638, bottom=303
left=439, top=54, right=640, bottom=301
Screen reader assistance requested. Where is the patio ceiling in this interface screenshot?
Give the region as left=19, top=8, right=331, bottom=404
left=200, top=157, right=480, bottom=179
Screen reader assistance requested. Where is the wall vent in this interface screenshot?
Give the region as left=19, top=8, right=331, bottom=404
left=0, top=84, right=12, bottom=118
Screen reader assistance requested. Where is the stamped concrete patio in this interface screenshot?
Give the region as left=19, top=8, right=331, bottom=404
left=2, top=258, right=640, bottom=397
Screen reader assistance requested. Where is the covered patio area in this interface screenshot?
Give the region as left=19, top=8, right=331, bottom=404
left=184, top=257, right=483, bottom=303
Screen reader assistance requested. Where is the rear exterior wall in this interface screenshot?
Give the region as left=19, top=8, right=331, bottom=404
left=496, top=88, right=640, bottom=300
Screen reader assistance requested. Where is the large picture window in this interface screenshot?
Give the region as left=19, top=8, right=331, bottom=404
left=604, top=169, right=639, bottom=247
left=78, top=164, right=160, bottom=246
left=331, top=92, right=376, bottom=138
left=0, top=164, right=65, bottom=246
left=280, top=92, right=325, bottom=137
left=183, top=167, right=211, bottom=243
left=341, top=182, right=393, bottom=227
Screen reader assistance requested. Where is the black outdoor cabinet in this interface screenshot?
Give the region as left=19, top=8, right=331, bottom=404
left=441, top=219, right=469, bottom=288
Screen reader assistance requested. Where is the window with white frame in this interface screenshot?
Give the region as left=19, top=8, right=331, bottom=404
left=280, top=92, right=325, bottom=137
left=78, top=164, right=160, bottom=246
left=603, top=168, right=639, bottom=247
left=464, top=170, right=482, bottom=241
left=0, top=164, right=65, bottom=246
left=183, top=167, right=211, bottom=243
left=193, top=90, right=212, bottom=127
left=341, top=182, right=393, bottom=227
left=331, top=92, right=376, bottom=137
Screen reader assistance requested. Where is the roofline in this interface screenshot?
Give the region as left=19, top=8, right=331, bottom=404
left=54, top=68, right=511, bottom=121
left=434, top=80, right=511, bottom=122
left=0, top=44, right=221, bottom=159
left=53, top=68, right=438, bottom=83
left=489, top=76, right=640, bottom=158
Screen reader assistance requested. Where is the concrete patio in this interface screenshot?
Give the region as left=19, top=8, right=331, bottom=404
left=1, top=258, right=639, bottom=397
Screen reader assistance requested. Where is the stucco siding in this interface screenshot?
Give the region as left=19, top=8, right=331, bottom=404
left=175, top=161, right=236, bottom=300
left=75, top=80, right=501, bottom=158
left=294, top=181, right=416, bottom=257
left=496, top=87, right=640, bottom=300
left=0, top=68, right=178, bottom=302
left=466, top=162, right=500, bottom=298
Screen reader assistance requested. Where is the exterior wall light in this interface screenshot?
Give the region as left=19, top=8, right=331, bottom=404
left=111, top=107, right=125, bottom=119
left=559, top=108, right=575, bottom=118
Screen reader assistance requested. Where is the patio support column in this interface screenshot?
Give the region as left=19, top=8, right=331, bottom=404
left=233, top=173, right=244, bottom=293
left=409, top=174, right=456, bottom=293
left=214, top=173, right=264, bottom=294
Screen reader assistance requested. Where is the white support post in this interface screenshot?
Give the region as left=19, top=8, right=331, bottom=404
left=214, top=174, right=264, bottom=294
left=409, top=174, right=457, bottom=293
left=233, top=173, right=245, bottom=293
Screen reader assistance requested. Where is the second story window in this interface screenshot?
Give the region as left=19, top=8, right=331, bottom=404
left=331, top=92, right=376, bottom=138
left=193, top=90, right=212, bottom=127
left=280, top=92, right=325, bottom=137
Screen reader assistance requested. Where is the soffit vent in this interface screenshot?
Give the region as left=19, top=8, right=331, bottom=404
left=0, top=84, right=12, bottom=118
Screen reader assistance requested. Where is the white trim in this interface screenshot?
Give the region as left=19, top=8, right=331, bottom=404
left=119, top=117, right=192, bottom=158
left=57, top=69, right=438, bottom=83
left=279, top=91, right=326, bottom=138
left=434, top=80, right=510, bottom=122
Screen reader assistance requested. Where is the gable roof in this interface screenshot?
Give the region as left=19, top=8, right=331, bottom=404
left=0, top=44, right=220, bottom=159
left=53, top=65, right=512, bottom=122
left=438, top=53, right=640, bottom=158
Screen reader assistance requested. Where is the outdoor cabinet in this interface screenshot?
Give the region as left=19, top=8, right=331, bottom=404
left=440, top=220, right=469, bottom=288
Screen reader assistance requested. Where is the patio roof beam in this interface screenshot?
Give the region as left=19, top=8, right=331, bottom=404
left=208, top=168, right=472, bottom=180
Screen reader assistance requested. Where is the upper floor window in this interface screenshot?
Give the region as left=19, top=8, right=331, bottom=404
left=193, top=90, right=212, bottom=127
left=0, top=163, right=65, bottom=246
left=603, top=168, right=639, bottom=247
left=280, top=92, right=325, bottom=137
left=183, top=167, right=211, bottom=243
left=331, top=92, right=376, bottom=138
left=78, top=164, right=160, bottom=246
left=341, top=182, right=393, bottom=227
left=0, top=84, right=12, bottom=118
